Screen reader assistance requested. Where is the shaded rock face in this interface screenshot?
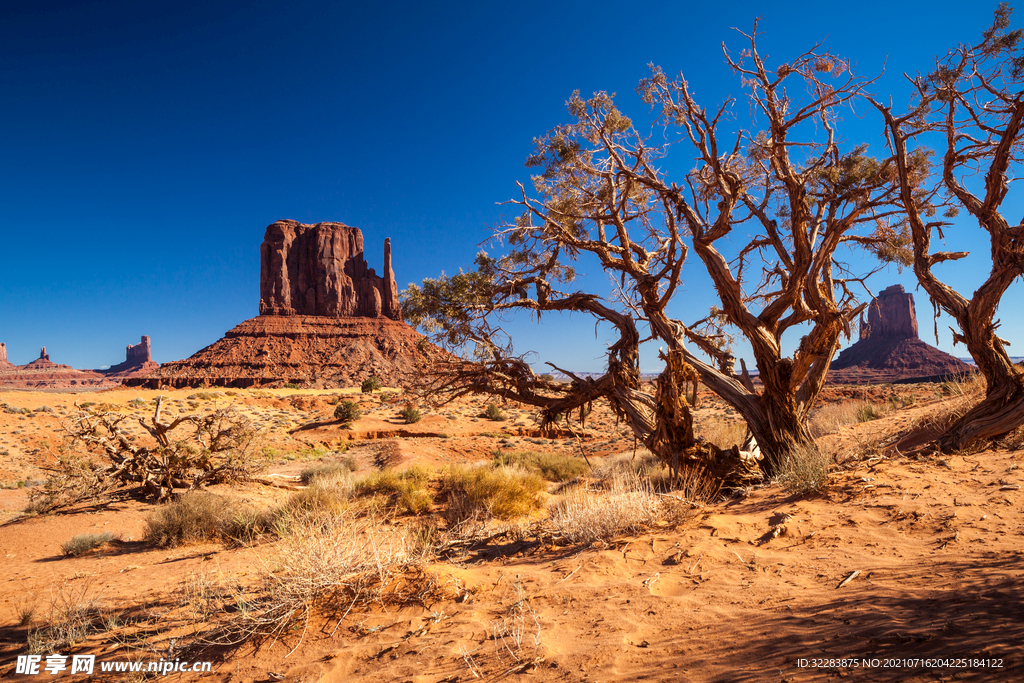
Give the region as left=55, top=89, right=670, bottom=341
left=830, top=285, right=970, bottom=384
left=259, top=220, right=402, bottom=321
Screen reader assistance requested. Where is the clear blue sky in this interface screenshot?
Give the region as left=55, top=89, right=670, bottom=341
left=1, top=0, right=1018, bottom=372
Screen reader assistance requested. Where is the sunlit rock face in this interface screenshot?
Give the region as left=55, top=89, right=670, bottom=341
left=258, top=220, right=401, bottom=321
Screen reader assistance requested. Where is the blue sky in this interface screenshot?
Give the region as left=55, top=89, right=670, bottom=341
left=1, top=0, right=1019, bottom=372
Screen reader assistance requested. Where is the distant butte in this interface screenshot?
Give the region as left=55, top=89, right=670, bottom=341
left=127, top=220, right=447, bottom=389
left=104, top=336, right=160, bottom=378
left=0, top=338, right=159, bottom=390
left=828, top=285, right=972, bottom=384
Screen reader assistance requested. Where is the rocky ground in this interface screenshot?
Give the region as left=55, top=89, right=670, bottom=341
left=0, top=383, right=1020, bottom=682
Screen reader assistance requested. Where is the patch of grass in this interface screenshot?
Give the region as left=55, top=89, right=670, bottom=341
left=334, top=401, right=361, bottom=427
left=144, top=492, right=233, bottom=548
left=355, top=467, right=434, bottom=514
left=61, top=532, right=118, bottom=557
left=549, top=471, right=660, bottom=544
left=484, top=403, right=507, bottom=421
left=492, top=450, right=587, bottom=482
left=441, top=465, right=545, bottom=522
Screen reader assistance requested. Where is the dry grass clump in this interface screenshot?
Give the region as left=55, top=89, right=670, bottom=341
left=441, top=465, right=546, bottom=523
left=913, top=372, right=986, bottom=434
left=773, top=442, right=835, bottom=495
left=26, top=583, right=122, bottom=655
left=300, top=458, right=358, bottom=483
left=697, top=417, right=748, bottom=449
left=61, top=532, right=119, bottom=557
left=549, top=470, right=660, bottom=544
left=492, top=450, right=587, bottom=482
left=211, top=508, right=444, bottom=647
left=144, top=491, right=234, bottom=548
left=354, top=466, right=434, bottom=514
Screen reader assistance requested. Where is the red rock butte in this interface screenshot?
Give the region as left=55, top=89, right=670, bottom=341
left=127, top=220, right=447, bottom=389
left=0, top=339, right=156, bottom=389
left=827, top=285, right=972, bottom=384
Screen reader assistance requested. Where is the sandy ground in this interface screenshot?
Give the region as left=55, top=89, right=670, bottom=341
left=0, top=385, right=1020, bottom=682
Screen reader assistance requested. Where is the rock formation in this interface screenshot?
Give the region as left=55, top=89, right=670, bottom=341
left=0, top=337, right=161, bottom=389
left=259, top=220, right=402, bottom=320
left=104, top=336, right=159, bottom=377
left=128, top=220, right=446, bottom=389
left=829, top=285, right=972, bottom=384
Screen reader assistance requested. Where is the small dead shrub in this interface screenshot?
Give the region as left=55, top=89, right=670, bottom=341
left=31, top=400, right=268, bottom=509
left=144, top=492, right=233, bottom=548
left=61, top=532, right=118, bottom=557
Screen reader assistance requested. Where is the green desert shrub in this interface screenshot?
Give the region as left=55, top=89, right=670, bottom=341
left=334, top=401, right=361, bottom=427
left=354, top=467, right=434, bottom=514
left=61, top=532, right=118, bottom=557
left=398, top=403, right=422, bottom=424
left=283, top=383, right=301, bottom=389
left=492, top=450, right=586, bottom=482
left=361, top=377, right=382, bottom=393
left=483, top=403, right=506, bottom=421
left=441, top=465, right=545, bottom=521
left=144, top=492, right=233, bottom=548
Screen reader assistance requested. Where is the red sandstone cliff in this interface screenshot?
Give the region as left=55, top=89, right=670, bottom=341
left=259, top=220, right=402, bottom=321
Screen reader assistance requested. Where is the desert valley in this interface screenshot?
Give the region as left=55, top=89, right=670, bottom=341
left=1, top=220, right=1021, bottom=683
left=5, top=5, right=1024, bottom=681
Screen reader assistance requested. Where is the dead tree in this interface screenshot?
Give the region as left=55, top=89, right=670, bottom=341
left=872, top=4, right=1024, bottom=452
left=405, top=25, right=910, bottom=477
left=32, top=398, right=266, bottom=509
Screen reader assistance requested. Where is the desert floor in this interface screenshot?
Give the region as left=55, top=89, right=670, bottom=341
left=0, top=384, right=1020, bottom=682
